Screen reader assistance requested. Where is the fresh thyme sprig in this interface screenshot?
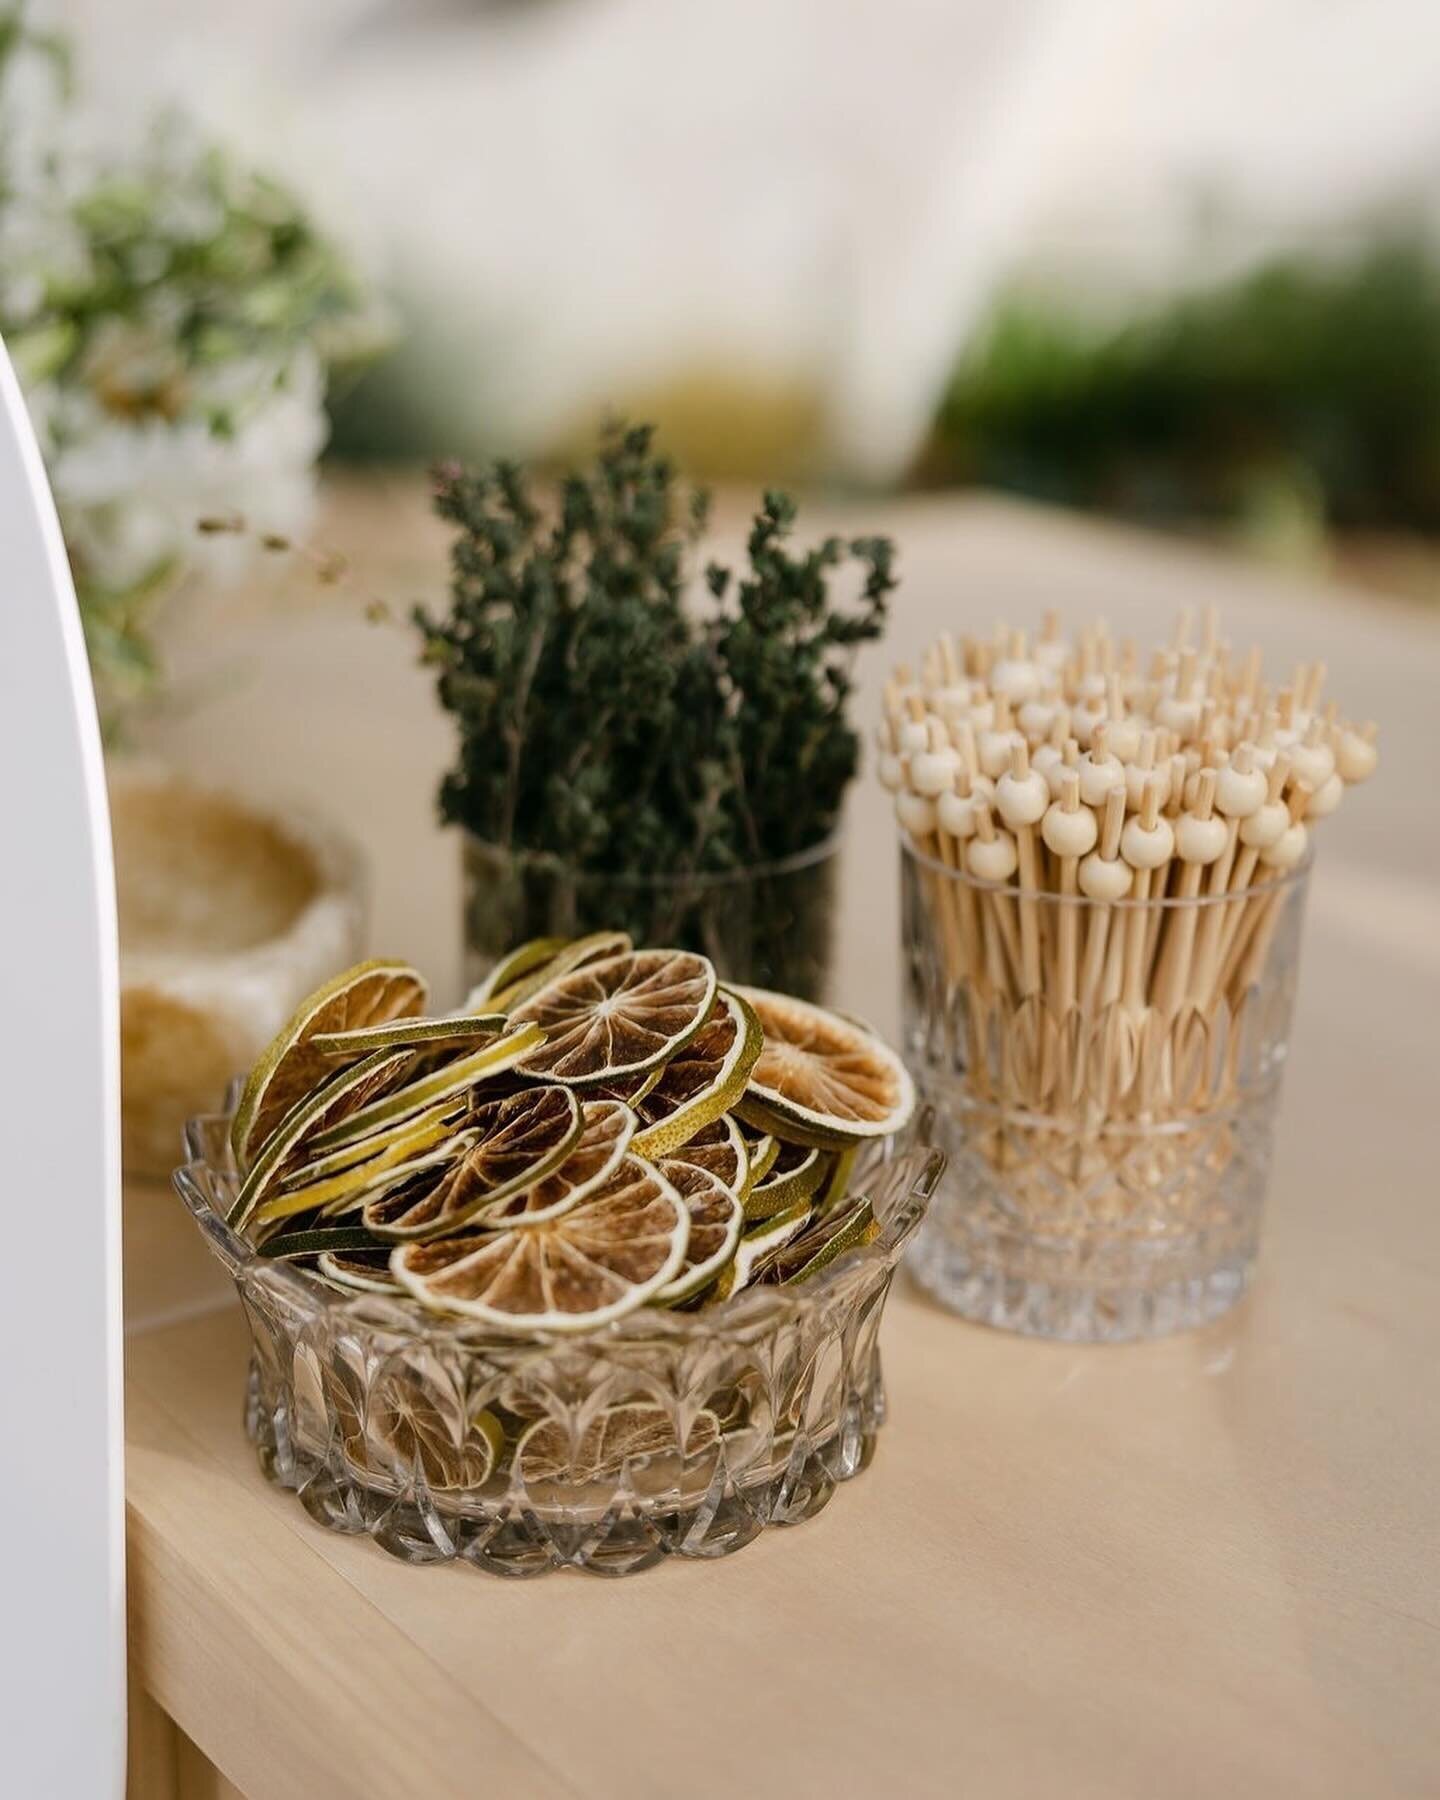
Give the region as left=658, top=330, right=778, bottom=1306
left=416, top=423, right=896, bottom=881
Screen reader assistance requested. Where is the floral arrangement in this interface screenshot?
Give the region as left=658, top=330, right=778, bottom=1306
left=0, top=12, right=384, bottom=718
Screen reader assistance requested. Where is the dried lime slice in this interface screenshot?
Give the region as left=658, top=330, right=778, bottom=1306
left=477, top=1098, right=635, bottom=1227
left=491, top=931, right=634, bottom=1013
left=228, top=1047, right=415, bottom=1230
left=770, top=1196, right=879, bottom=1286
left=307, top=1022, right=546, bottom=1154
left=316, top=1246, right=403, bottom=1295
left=391, top=1156, right=688, bottom=1330
left=275, top=1097, right=465, bottom=1189
left=739, top=1125, right=780, bottom=1186
left=251, top=1122, right=476, bottom=1230
left=510, top=948, right=717, bottom=1085
left=311, top=1013, right=507, bottom=1058
left=661, top=1113, right=749, bottom=1195
left=742, top=1139, right=826, bottom=1220
left=364, top=1085, right=582, bottom=1240
left=231, top=960, right=427, bottom=1173
left=652, top=1160, right=743, bottom=1305
left=369, top=1374, right=505, bottom=1492
left=463, top=936, right=569, bottom=1010
left=815, top=1143, right=859, bottom=1215
left=733, top=985, right=914, bottom=1149
left=629, top=988, right=762, bottom=1157
left=706, top=1197, right=812, bottom=1304
left=517, top=1401, right=719, bottom=1485
left=258, top=1223, right=384, bottom=1259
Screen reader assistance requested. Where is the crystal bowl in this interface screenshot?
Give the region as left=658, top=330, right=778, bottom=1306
left=174, top=1104, right=943, bottom=1577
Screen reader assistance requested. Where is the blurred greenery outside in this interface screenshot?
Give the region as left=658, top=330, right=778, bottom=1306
left=329, top=237, right=1440, bottom=601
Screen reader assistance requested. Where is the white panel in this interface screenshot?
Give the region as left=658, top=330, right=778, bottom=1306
left=0, top=340, right=125, bottom=1794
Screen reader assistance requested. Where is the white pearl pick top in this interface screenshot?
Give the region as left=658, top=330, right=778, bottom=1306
left=1260, top=818, right=1309, bottom=868
left=1238, top=796, right=1289, bottom=850
left=896, top=791, right=938, bottom=837
left=1213, top=755, right=1267, bottom=819
left=977, top=725, right=1022, bottom=779
left=1289, top=734, right=1335, bottom=791
left=1304, top=770, right=1344, bottom=818
left=1078, top=845, right=1133, bottom=900
left=1077, top=746, right=1124, bottom=807
left=1335, top=727, right=1379, bottom=784
left=1174, top=809, right=1228, bottom=864
left=938, top=784, right=984, bottom=839
left=1120, top=809, right=1175, bottom=870
left=910, top=742, right=960, bottom=797
left=967, top=828, right=1019, bottom=883
left=1040, top=797, right=1098, bottom=859
left=877, top=751, right=905, bottom=793
left=995, top=763, right=1049, bottom=828
left=897, top=717, right=929, bottom=754
left=990, top=656, right=1042, bottom=703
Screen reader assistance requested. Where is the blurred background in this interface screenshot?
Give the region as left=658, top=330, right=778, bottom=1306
left=14, top=0, right=1440, bottom=592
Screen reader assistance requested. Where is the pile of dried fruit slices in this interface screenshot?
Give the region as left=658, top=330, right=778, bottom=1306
left=226, top=935, right=914, bottom=1331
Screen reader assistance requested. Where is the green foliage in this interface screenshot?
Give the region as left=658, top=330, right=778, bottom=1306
left=924, top=241, right=1440, bottom=532
left=416, top=423, right=895, bottom=879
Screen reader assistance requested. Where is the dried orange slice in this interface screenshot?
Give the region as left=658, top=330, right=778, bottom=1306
left=629, top=988, right=761, bottom=1157
left=477, top=1098, right=635, bottom=1227
left=391, top=1157, right=688, bottom=1329
left=230, top=959, right=428, bottom=1173
left=364, top=1085, right=582, bottom=1240
left=653, top=1159, right=743, bottom=1305
left=733, top=985, right=914, bottom=1148
left=510, top=948, right=717, bottom=1085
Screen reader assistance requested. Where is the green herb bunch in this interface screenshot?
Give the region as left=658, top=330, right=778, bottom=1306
left=416, top=424, right=895, bottom=986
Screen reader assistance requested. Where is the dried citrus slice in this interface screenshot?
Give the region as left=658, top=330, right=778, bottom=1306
left=316, top=1246, right=403, bottom=1295
left=629, top=988, right=762, bottom=1157
left=364, top=1085, right=582, bottom=1240
left=251, top=1122, right=476, bottom=1230
left=369, top=1372, right=505, bottom=1492
left=517, top=1401, right=719, bottom=1484
left=477, top=1098, right=635, bottom=1227
left=770, top=1196, right=879, bottom=1286
left=230, top=959, right=428, bottom=1173
left=311, top=1013, right=507, bottom=1058
left=707, top=1196, right=812, bottom=1304
left=662, top=1113, right=749, bottom=1195
left=307, top=1022, right=546, bottom=1154
left=258, top=1223, right=383, bottom=1259
left=275, top=1097, right=465, bottom=1189
left=463, top=936, right=568, bottom=1010
left=391, top=1156, right=688, bottom=1329
left=738, top=1124, right=780, bottom=1185
left=228, top=1047, right=415, bottom=1230
left=733, top=985, right=915, bottom=1149
left=743, top=1139, right=826, bottom=1220
left=492, top=931, right=634, bottom=1012
left=652, top=1160, right=744, bottom=1305
left=510, top=948, right=717, bottom=1085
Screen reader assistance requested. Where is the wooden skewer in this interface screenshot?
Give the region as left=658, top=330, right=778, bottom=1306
left=1154, top=769, right=1224, bottom=1016
left=995, top=741, right=1049, bottom=997
left=966, top=801, right=1022, bottom=992
left=1041, top=770, right=1097, bottom=1014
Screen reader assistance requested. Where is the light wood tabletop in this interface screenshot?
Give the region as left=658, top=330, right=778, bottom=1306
left=124, top=480, right=1440, bottom=1799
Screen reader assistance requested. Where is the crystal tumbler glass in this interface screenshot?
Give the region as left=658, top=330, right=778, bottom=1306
left=174, top=1103, right=943, bottom=1577
left=462, top=833, right=840, bottom=1002
left=900, top=839, right=1311, bottom=1342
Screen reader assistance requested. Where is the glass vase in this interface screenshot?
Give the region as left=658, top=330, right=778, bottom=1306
left=899, top=838, right=1311, bottom=1342
left=462, top=834, right=840, bottom=1001
left=174, top=1102, right=944, bottom=1577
